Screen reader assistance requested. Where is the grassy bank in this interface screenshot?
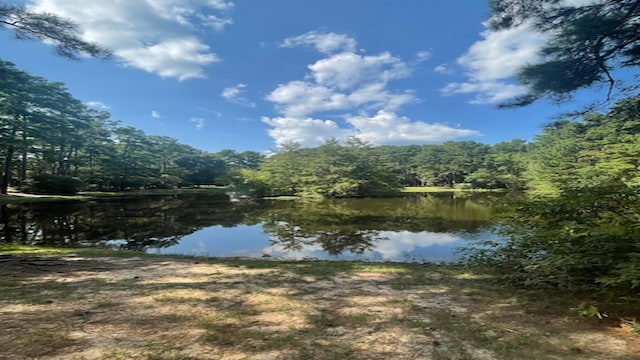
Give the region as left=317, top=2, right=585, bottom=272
left=0, top=245, right=637, bottom=359
left=402, top=186, right=506, bottom=193
left=0, top=187, right=230, bottom=204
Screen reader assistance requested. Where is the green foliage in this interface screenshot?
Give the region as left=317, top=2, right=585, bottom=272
left=467, top=139, right=528, bottom=189
left=0, top=3, right=111, bottom=59
left=462, top=186, right=640, bottom=294
left=525, top=96, right=640, bottom=193
left=413, top=141, right=491, bottom=187
left=244, top=140, right=401, bottom=198
left=571, top=303, right=608, bottom=320
left=0, top=60, right=268, bottom=194
left=27, top=174, right=84, bottom=195
left=489, top=0, right=640, bottom=107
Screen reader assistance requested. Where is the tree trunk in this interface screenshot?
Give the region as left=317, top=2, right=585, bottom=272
left=1, top=144, right=15, bottom=195
left=19, top=131, right=27, bottom=188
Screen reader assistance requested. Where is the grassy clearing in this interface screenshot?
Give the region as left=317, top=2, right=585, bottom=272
left=0, top=247, right=637, bottom=359
left=0, top=187, right=230, bottom=204
left=402, top=186, right=505, bottom=193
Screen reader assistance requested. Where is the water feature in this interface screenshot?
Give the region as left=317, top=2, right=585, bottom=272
left=0, top=192, right=509, bottom=262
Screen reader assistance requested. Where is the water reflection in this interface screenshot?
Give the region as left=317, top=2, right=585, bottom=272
left=0, top=193, right=507, bottom=262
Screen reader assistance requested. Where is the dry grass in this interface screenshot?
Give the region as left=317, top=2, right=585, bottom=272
left=0, top=252, right=638, bottom=359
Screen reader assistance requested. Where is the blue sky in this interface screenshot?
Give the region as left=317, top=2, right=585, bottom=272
left=1, top=0, right=592, bottom=153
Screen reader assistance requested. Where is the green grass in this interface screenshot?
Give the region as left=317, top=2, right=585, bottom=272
left=0, top=194, right=85, bottom=203
left=0, top=244, right=150, bottom=257
left=402, top=186, right=504, bottom=193
left=0, top=187, right=230, bottom=204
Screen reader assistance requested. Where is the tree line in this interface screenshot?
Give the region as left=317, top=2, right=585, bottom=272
left=4, top=58, right=640, bottom=199
left=0, top=60, right=262, bottom=195
left=239, top=96, right=640, bottom=198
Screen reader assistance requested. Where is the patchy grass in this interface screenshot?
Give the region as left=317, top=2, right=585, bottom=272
left=402, top=186, right=504, bottom=193
left=0, top=187, right=230, bottom=204
left=0, top=248, right=637, bottom=359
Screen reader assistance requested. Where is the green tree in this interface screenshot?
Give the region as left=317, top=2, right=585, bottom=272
left=489, top=0, right=640, bottom=107
left=467, top=139, right=529, bottom=189
left=174, top=153, right=226, bottom=186
left=414, top=141, right=490, bottom=187
left=463, top=186, right=640, bottom=293
left=524, top=96, right=640, bottom=193
left=0, top=61, right=95, bottom=194
left=246, top=140, right=400, bottom=198
left=371, top=145, right=422, bottom=187
left=109, top=127, right=155, bottom=189
left=0, top=2, right=110, bottom=59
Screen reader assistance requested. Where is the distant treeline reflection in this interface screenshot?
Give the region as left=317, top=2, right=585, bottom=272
left=0, top=193, right=509, bottom=254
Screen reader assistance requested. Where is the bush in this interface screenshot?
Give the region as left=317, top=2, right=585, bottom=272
left=27, top=174, right=84, bottom=195
left=461, top=186, right=640, bottom=295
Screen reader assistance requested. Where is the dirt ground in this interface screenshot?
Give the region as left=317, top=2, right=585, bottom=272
left=0, top=254, right=638, bottom=360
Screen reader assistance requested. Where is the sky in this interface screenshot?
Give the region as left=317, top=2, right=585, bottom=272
left=0, top=0, right=599, bottom=153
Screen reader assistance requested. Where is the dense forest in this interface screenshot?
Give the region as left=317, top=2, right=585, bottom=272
left=0, top=60, right=262, bottom=194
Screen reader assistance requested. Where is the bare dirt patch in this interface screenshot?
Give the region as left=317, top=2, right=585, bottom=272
left=0, top=254, right=637, bottom=359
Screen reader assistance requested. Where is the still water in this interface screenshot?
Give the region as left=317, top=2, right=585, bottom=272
left=0, top=193, right=508, bottom=263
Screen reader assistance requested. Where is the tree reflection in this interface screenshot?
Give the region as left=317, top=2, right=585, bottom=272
left=263, top=220, right=385, bottom=255
left=255, top=194, right=501, bottom=256
left=0, top=194, right=267, bottom=251
left=1, top=193, right=505, bottom=256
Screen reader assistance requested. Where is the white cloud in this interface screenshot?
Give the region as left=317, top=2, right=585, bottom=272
left=442, top=81, right=527, bottom=105
left=151, top=110, right=161, bottom=118
left=415, top=50, right=432, bottom=62
left=221, top=84, right=255, bottom=107
left=199, top=14, right=233, bottom=31
left=265, top=31, right=479, bottom=148
left=348, top=111, right=480, bottom=145
left=281, top=30, right=357, bottom=54
left=190, top=117, right=205, bottom=129
left=261, top=116, right=353, bottom=148
left=267, top=81, right=347, bottom=117
left=85, top=101, right=109, bottom=110
left=443, top=23, right=547, bottom=104
left=27, top=0, right=233, bottom=80
left=262, top=111, right=479, bottom=148
left=434, top=64, right=453, bottom=74
left=267, top=51, right=416, bottom=118
left=308, top=52, right=411, bottom=90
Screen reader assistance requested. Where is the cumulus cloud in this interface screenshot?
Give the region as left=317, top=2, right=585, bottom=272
left=264, top=31, right=479, bottom=148
left=221, top=84, right=256, bottom=107
left=281, top=30, right=357, bottom=54
left=443, top=23, right=547, bottom=104
left=261, top=116, right=353, bottom=148
left=151, top=110, right=161, bottom=118
left=348, top=111, right=480, bottom=145
left=27, top=0, right=233, bottom=80
left=308, top=52, right=411, bottom=90
left=267, top=51, right=416, bottom=118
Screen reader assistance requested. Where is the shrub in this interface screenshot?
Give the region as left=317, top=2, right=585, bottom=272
left=28, top=174, right=84, bottom=195
left=461, top=186, right=640, bottom=295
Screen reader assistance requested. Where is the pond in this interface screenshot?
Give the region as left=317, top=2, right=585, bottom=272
left=0, top=193, right=510, bottom=263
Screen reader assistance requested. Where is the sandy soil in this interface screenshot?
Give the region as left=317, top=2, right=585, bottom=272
left=0, top=254, right=638, bottom=360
